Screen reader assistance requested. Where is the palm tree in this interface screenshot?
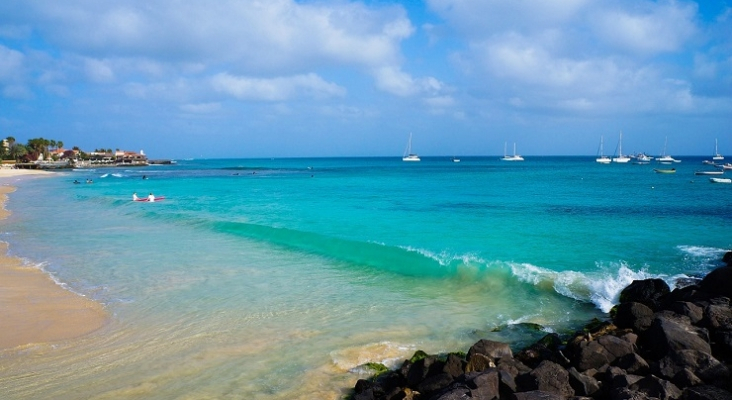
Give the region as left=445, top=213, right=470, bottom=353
left=57, top=141, right=64, bottom=150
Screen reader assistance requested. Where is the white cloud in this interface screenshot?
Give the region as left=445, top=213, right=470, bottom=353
left=84, top=58, right=115, bottom=83
left=0, top=45, right=24, bottom=82
left=180, top=102, right=221, bottom=114
left=593, top=2, right=697, bottom=54
left=210, top=73, right=346, bottom=101
left=372, top=66, right=446, bottom=98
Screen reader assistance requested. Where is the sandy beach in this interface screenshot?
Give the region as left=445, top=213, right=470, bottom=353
left=0, top=178, right=108, bottom=350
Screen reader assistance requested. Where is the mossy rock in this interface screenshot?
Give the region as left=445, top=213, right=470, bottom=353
left=491, top=322, right=545, bottom=333
left=409, top=350, right=429, bottom=363
left=362, top=362, right=389, bottom=378
left=582, top=318, right=605, bottom=333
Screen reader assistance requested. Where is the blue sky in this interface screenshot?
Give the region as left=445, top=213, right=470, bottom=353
left=0, top=0, right=730, bottom=159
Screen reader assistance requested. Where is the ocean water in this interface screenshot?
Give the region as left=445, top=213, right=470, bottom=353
left=1, top=156, right=730, bottom=399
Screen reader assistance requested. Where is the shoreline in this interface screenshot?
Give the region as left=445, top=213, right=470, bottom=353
left=0, top=184, right=108, bottom=351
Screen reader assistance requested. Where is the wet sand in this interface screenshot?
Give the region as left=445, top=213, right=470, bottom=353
left=0, top=181, right=108, bottom=350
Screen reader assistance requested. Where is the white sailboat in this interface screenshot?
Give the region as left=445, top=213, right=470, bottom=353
left=402, top=133, right=420, bottom=162
left=713, top=139, right=724, bottom=161
left=657, top=137, right=679, bottom=164
left=501, top=142, right=524, bottom=161
left=596, top=135, right=611, bottom=164
left=612, top=131, right=631, bottom=163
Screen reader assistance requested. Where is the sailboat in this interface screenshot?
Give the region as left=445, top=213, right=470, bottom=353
left=713, top=139, right=724, bottom=161
left=596, top=135, right=611, bottom=164
left=612, top=131, right=631, bottom=163
left=402, top=133, right=420, bottom=162
left=657, top=137, right=679, bottom=164
left=501, top=142, right=524, bottom=161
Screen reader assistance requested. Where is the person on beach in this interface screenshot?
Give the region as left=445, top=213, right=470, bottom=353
left=147, top=192, right=155, bottom=202
left=132, top=192, right=139, bottom=201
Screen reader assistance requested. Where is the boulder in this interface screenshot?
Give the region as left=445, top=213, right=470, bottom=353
left=609, top=387, right=656, bottom=400
left=655, top=349, right=730, bottom=383
left=699, top=267, right=732, bottom=298
left=466, top=353, right=496, bottom=373
left=567, top=367, right=601, bottom=397
left=629, top=376, right=682, bottom=400
left=406, top=355, right=442, bottom=388
left=672, top=368, right=703, bottom=389
left=416, top=372, right=455, bottom=398
left=443, top=353, right=467, bottom=378
left=431, top=385, right=471, bottom=400
left=723, top=252, right=732, bottom=267
left=467, top=339, right=513, bottom=361
left=464, top=369, right=500, bottom=400
left=640, top=314, right=711, bottom=360
left=570, top=334, right=636, bottom=372
left=669, top=302, right=705, bottom=325
left=703, top=305, right=732, bottom=331
left=513, top=390, right=565, bottom=400
left=619, top=279, right=671, bottom=310
left=614, top=302, right=655, bottom=332
left=613, top=353, right=650, bottom=375
left=682, top=385, right=732, bottom=400
left=516, top=360, right=575, bottom=397
left=497, top=356, right=532, bottom=378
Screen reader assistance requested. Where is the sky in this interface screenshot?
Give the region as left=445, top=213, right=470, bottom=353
left=0, top=0, right=730, bottom=159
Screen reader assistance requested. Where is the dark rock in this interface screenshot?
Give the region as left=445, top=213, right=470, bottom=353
left=669, top=302, right=705, bottom=325
left=614, top=302, right=655, bottom=332
left=417, top=372, right=455, bottom=398
left=629, top=376, right=682, bottom=400
left=682, top=385, right=732, bottom=400
left=384, top=387, right=417, bottom=400
left=466, top=353, right=496, bottom=373
left=703, top=305, right=732, bottom=331
left=443, top=353, right=467, bottom=378
left=672, top=368, right=703, bottom=389
left=497, top=356, right=532, bottom=378
left=499, top=369, right=518, bottom=395
left=613, top=353, right=650, bottom=375
left=609, top=387, right=655, bottom=400
left=516, top=360, right=575, bottom=397
left=353, top=388, right=376, bottom=400
left=641, top=314, right=711, bottom=360
left=431, top=385, right=471, bottom=400
left=711, top=330, right=732, bottom=360
left=655, top=349, right=730, bottom=383
left=620, top=279, right=671, bottom=310
left=567, top=367, right=601, bottom=397
left=699, top=267, right=732, bottom=299
left=406, top=355, right=442, bottom=388
left=513, top=390, right=565, bottom=400
left=467, top=339, right=513, bottom=361
left=723, top=252, right=732, bottom=266
left=464, top=369, right=500, bottom=400
left=570, top=334, right=636, bottom=371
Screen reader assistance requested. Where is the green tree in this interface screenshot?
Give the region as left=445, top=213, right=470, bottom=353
left=10, top=144, right=27, bottom=161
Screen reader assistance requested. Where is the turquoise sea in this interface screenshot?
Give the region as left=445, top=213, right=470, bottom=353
left=1, top=157, right=730, bottom=399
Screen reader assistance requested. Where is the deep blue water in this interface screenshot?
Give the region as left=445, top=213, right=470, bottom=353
left=1, top=156, right=730, bottom=399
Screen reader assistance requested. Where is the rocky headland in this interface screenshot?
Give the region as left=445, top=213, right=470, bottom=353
left=350, top=252, right=732, bottom=400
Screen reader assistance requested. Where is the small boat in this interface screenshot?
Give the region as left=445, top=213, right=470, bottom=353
left=402, top=133, right=420, bottom=162
left=657, top=137, right=680, bottom=163
left=695, top=170, right=724, bottom=175
left=654, top=168, right=676, bottom=174
left=635, top=153, right=653, bottom=163
left=709, top=177, right=731, bottom=184
left=451, top=157, right=461, bottom=163
left=713, top=139, right=724, bottom=161
left=595, top=135, right=611, bottom=164
left=721, top=163, right=732, bottom=170
left=501, top=142, right=524, bottom=161
left=612, top=131, right=631, bottom=163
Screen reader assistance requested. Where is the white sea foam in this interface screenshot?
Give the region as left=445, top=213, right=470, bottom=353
left=100, top=173, right=109, bottom=178
left=677, top=245, right=728, bottom=258
left=509, top=261, right=686, bottom=313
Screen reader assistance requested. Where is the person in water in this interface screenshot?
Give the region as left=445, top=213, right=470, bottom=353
left=147, top=192, right=155, bottom=202
left=132, top=192, right=139, bottom=201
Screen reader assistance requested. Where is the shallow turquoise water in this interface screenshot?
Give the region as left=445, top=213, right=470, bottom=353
left=1, top=157, right=730, bottom=399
